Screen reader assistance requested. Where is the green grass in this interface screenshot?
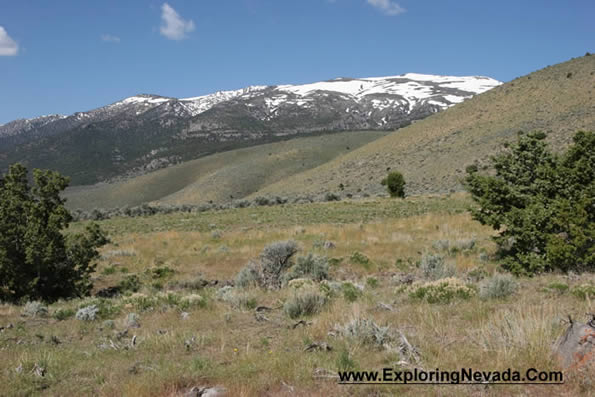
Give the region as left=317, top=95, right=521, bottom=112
left=63, top=130, right=387, bottom=211
left=69, top=193, right=472, bottom=236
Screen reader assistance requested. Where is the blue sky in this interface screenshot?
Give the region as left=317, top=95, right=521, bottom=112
left=1, top=0, right=593, bottom=124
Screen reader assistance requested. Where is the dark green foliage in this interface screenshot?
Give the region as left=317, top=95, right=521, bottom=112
left=381, top=171, right=406, bottom=198
left=118, top=275, right=141, bottom=294
left=0, top=164, right=108, bottom=302
left=53, top=308, right=75, bottom=321
left=350, top=251, right=370, bottom=267
left=341, top=282, right=362, bottom=302
left=148, top=266, right=176, bottom=279
left=465, top=131, right=594, bottom=275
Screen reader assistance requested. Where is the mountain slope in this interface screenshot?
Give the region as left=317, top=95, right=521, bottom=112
left=251, top=55, right=595, bottom=199
left=63, top=131, right=387, bottom=210
left=0, top=73, right=499, bottom=185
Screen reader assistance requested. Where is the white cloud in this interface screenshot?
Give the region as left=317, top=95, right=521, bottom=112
left=0, top=26, right=19, bottom=56
left=160, top=3, right=195, bottom=40
left=101, top=34, right=121, bottom=43
left=367, top=0, right=406, bottom=16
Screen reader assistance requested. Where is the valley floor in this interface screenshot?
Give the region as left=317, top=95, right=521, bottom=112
left=1, top=194, right=593, bottom=396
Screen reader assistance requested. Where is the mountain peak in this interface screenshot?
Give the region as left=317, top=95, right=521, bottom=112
left=0, top=72, right=503, bottom=185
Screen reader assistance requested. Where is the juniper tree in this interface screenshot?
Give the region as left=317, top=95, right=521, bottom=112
left=465, top=131, right=594, bottom=275
left=381, top=171, right=406, bottom=198
left=0, top=164, right=108, bottom=302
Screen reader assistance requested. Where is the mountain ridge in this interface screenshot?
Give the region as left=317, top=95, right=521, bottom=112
left=0, top=72, right=500, bottom=186
left=249, top=54, right=595, bottom=199
left=58, top=55, right=595, bottom=210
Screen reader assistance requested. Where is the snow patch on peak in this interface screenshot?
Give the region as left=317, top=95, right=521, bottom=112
left=121, top=96, right=172, bottom=105
left=179, top=85, right=267, bottom=116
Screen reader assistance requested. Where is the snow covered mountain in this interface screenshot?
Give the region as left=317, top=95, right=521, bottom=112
left=0, top=73, right=501, bottom=184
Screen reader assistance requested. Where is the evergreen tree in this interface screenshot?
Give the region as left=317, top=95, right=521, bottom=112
left=465, top=131, right=594, bottom=275
left=0, top=164, right=108, bottom=302
left=381, top=171, right=406, bottom=198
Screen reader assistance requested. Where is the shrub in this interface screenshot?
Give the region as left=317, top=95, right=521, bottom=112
left=287, top=278, right=315, bottom=289
left=235, top=263, right=262, bottom=288
left=381, top=171, right=406, bottom=198
left=283, top=290, right=326, bottom=319
left=324, top=192, right=341, bottom=202
left=408, top=278, right=476, bottom=304
left=235, top=240, right=299, bottom=289
left=350, top=251, right=371, bottom=269
left=319, top=280, right=342, bottom=298
left=126, top=313, right=140, bottom=328
left=283, top=253, right=329, bottom=284
left=167, top=277, right=208, bottom=291
left=102, top=320, right=115, bottom=329
left=366, top=277, right=379, bottom=289
left=102, top=265, right=117, bottom=275
left=466, top=266, right=488, bottom=282
left=329, top=257, right=343, bottom=266
left=342, top=282, right=362, bottom=302
left=334, top=317, right=391, bottom=346
left=148, top=266, right=175, bottom=279
left=0, top=164, right=108, bottom=302
left=124, top=293, right=156, bottom=311
left=76, top=305, right=99, bottom=321
left=465, top=131, right=594, bottom=275
left=253, top=196, right=271, bottom=206
left=544, top=281, right=569, bottom=294
left=21, top=301, right=48, bottom=318
left=479, top=274, right=519, bottom=300
left=570, top=283, right=595, bottom=300
left=179, top=294, right=207, bottom=310
left=119, top=275, right=141, bottom=294
left=451, top=238, right=476, bottom=253
left=216, top=286, right=257, bottom=310
left=419, top=254, right=455, bottom=280
left=215, top=286, right=234, bottom=300
left=53, top=308, right=75, bottom=321
left=432, top=240, right=450, bottom=251
left=101, top=249, right=136, bottom=260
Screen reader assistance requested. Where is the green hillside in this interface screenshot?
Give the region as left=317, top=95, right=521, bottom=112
left=65, top=55, right=594, bottom=210
left=253, top=55, right=595, bottom=198
left=64, top=131, right=387, bottom=210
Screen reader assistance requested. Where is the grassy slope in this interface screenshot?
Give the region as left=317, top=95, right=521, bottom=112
left=64, top=131, right=387, bottom=210
left=253, top=55, right=595, bottom=198
left=2, top=196, right=593, bottom=396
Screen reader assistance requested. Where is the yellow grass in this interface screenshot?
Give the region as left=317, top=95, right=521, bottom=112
left=1, top=198, right=593, bottom=396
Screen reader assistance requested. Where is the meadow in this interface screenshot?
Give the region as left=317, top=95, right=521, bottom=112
left=1, top=193, right=593, bottom=396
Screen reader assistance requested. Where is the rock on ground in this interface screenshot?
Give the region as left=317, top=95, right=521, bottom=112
left=553, top=316, right=595, bottom=369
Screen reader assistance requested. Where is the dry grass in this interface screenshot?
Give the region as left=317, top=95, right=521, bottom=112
left=255, top=54, right=595, bottom=198
left=1, top=196, right=593, bottom=396
left=63, top=130, right=387, bottom=211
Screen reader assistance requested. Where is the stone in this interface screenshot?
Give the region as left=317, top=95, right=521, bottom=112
left=553, top=316, right=595, bottom=369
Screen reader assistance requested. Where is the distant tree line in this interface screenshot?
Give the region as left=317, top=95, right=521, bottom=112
left=70, top=193, right=349, bottom=221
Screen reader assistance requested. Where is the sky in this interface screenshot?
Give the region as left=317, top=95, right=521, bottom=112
left=0, top=0, right=593, bottom=124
